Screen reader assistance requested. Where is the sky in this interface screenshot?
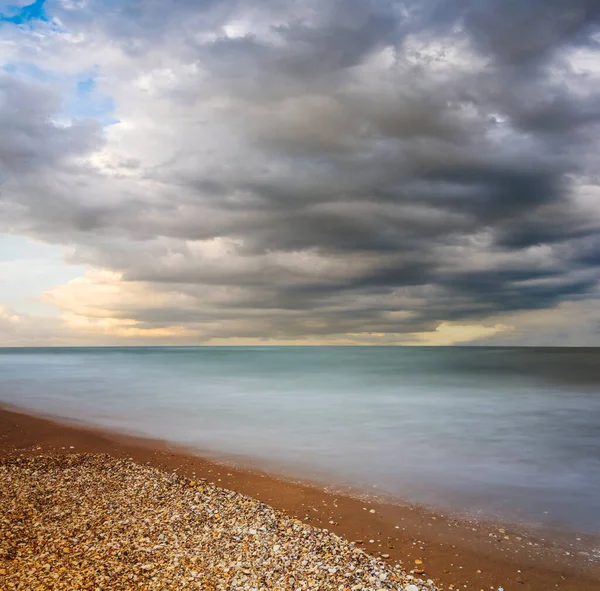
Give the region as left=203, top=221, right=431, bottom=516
left=0, top=1, right=599, bottom=346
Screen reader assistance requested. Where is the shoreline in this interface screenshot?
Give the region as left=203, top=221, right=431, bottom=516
left=1, top=405, right=599, bottom=590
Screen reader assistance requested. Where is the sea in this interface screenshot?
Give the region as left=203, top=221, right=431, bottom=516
left=1, top=346, right=599, bottom=535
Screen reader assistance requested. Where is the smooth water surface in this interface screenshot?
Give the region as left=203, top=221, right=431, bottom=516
left=1, top=347, right=599, bottom=533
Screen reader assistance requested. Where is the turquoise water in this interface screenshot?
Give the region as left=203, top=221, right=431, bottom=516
left=1, top=346, right=599, bottom=533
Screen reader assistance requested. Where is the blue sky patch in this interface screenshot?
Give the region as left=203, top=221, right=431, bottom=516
left=77, top=76, right=97, bottom=95
left=2, top=62, right=119, bottom=127
left=2, top=61, right=58, bottom=82
left=69, top=72, right=119, bottom=126
left=0, top=235, right=86, bottom=316
left=65, top=83, right=118, bottom=126
left=0, top=0, right=47, bottom=25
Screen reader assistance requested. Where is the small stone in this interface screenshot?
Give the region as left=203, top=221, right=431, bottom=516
left=0, top=453, right=454, bottom=591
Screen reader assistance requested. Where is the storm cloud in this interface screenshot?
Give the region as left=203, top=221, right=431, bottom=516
left=1, top=0, right=599, bottom=344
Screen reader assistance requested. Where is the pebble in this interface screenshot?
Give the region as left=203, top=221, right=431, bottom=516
left=0, top=454, right=444, bottom=590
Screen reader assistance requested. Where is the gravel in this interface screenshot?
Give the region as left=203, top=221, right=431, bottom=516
left=0, top=454, right=440, bottom=590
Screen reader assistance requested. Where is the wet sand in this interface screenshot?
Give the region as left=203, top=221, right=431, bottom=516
left=1, top=405, right=599, bottom=590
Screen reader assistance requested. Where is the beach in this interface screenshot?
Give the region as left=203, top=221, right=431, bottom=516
left=1, top=406, right=599, bottom=591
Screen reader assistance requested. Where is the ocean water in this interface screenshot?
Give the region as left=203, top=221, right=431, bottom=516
left=1, top=346, right=599, bottom=534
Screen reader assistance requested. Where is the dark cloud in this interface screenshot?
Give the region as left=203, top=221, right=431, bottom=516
left=420, top=0, right=600, bottom=64
left=0, top=74, right=102, bottom=176
left=1, top=0, right=600, bottom=342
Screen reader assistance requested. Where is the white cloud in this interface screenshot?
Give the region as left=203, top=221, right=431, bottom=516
left=412, top=322, right=512, bottom=346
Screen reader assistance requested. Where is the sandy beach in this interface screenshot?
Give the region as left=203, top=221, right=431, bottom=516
left=1, top=406, right=599, bottom=591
